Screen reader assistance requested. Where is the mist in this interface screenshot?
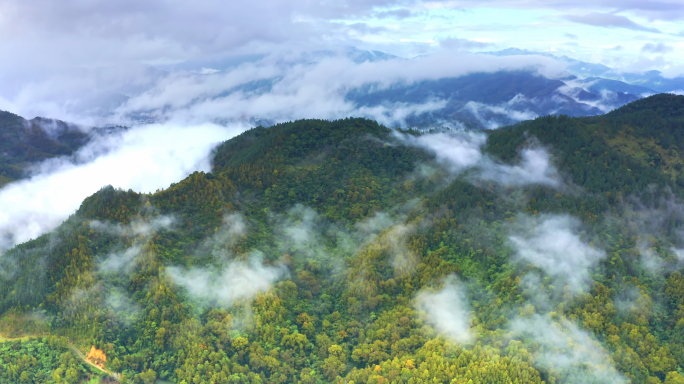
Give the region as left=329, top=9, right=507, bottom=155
left=0, top=122, right=243, bottom=253
left=92, top=215, right=176, bottom=274
left=509, top=314, right=627, bottom=383
left=508, top=215, right=606, bottom=294
left=115, top=53, right=565, bottom=125
left=414, top=275, right=473, bottom=344
left=395, top=130, right=563, bottom=188
left=166, top=253, right=287, bottom=307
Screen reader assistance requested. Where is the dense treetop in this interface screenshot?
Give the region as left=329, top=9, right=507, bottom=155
left=2, top=95, right=684, bottom=383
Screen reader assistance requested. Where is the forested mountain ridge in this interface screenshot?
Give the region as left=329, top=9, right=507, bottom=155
left=2, top=94, right=684, bottom=384
left=0, top=111, right=89, bottom=188
left=345, top=70, right=642, bottom=129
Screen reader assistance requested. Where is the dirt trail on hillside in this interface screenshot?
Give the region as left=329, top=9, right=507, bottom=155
left=68, top=344, right=120, bottom=380
left=0, top=332, right=120, bottom=381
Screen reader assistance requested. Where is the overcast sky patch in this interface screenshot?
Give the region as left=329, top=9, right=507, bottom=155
left=563, top=12, right=661, bottom=33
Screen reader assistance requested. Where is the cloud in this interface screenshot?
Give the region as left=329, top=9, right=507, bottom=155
left=394, top=130, right=563, bottom=188
left=271, top=204, right=332, bottom=261
left=0, top=0, right=579, bottom=125
left=641, top=42, right=673, bottom=54
left=613, top=284, right=642, bottom=315
left=354, top=100, right=449, bottom=129
left=108, top=51, right=565, bottom=126
left=614, top=193, right=684, bottom=272
left=564, top=33, right=578, bottom=40
left=563, top=12, right=661, bottom=33
left=90, top=215, right=175, bottom=238
left=105, top=287, right=142, bottom=325
left=90, top=214, right=176, bottom=274
left=478, top=147, right=561, bottom=188
left=373, top=8, right=415, bottom=19
left=166, top=253, right=287, bottom=307
left=422, top=1, right=684, bottom=22
left=197, top=213, right=248, bottom=259
left=394, top=130, right=486, bottom=172
left=509, top=314, right=627, bottom=383
left=464, top=95, right=539, bottom=129
left=354, top=211, right=401, bottom=236
left=508, top=215, right=605, bottom=294
left=440, top=36, right=493, bottom=50
left=556, top=83, right=629, bottom=114
left=0, top=0, right=407, bottom=123
left=0, top=122, right=242, bottom=253
left=415, top=275, right=473, bottom=344
left=385, top=223, right=420, bottom=275
left=90, top=214, right=175, bottom=273
left=100, top=246, right=143, bottom=274
left=1, top=0, right=682, bottom=124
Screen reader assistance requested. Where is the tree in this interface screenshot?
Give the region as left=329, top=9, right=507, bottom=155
left=666, top=372, right=684, bottom=384
left=65, top=367, right=80, bottom=384
left=322, top=344, right=347, bottom=381
left=140, top=368, right=157, bottom=384
left=19, top=371, right=31, bottom=383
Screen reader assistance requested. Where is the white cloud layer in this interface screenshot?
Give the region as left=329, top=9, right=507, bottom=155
left=508, top=215, right=605, bottom=293
left=0, top=123, right=243, bottom=253
left=397, top=131, right=486, bottom=172
left=166, top=254, right=287, bottom=306
left=395, top=130, right=563, bottom=188
left=90, top=215, right=176, bottom=238
left=415, top=275, right=473, bottom=344
left=510, top=314, right=627, bottom=383
left=0, top=0, right=682, bottom=123
left=107, top=52, right=565, bottom=126
left=478, top=148, right=561, bottom=188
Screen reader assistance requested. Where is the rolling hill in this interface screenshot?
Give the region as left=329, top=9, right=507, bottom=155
left=2, top=95, right=684, bottom=383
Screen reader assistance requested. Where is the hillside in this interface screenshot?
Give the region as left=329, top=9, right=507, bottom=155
left=0, top=111, right=90, bottom=188
left=3, top=95, right=684, bottom=384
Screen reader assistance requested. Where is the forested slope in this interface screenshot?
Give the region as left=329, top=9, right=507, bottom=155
left=2, top=95, right=684, bottom=384
left=0, top=111, right=90, bottom=188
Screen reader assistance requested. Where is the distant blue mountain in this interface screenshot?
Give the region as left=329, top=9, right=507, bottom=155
left=612, top=71, right=684, bottom=93
left=484, top=48, right=684, bottom=93
left=485, top=48, right=613, bottom=78
left=573, top=77, right=656, bottom=95
left=345, top=70, right=641, bottom=129
left=111, top=47, right=668, bottom=128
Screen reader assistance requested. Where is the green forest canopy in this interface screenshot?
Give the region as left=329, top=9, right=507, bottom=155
left=1, top=94, right=684, bottom=383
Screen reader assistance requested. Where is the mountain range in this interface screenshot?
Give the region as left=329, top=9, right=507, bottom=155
left=0, top=111, right=127, bottom=188
left=47, top=46, right=683, bottom=130
left=2, top=95, right=684, bottom=383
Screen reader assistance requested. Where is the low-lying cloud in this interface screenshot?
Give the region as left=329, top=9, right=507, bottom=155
left=479, top=148, right=560, bottom=188
left=415, top=275, right=473, bottom=344
left=166, top=254, right=287, bottom=307
left=464, top=95, right=539, bottom=129
left=510, top=314, right=627, bottom=383
left=0, top=122, right=242, bottom=253
left=90, top=215, right=175, bottom=238
left=395, top=130, right=563, bottom=188
left=99, top=246, right=143, bottom=274
left=395, top=131, right=486, bottom=172
left=107, top=52, right=565, bottom=126
left=508, top=215, right=605, bottom=293
left=197, top=213, right=248, bottom=259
